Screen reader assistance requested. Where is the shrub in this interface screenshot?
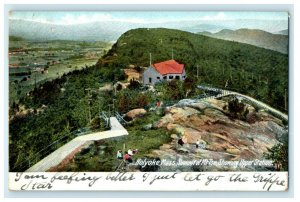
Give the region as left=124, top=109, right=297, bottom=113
left=264, top=142, right=288, bottom=171
left=128, top=79, right=141, bottom=90
left=227, top=97, right=249, bottom=120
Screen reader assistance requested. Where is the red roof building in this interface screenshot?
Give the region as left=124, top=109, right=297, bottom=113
left=143, top=60, right=186, bottom=85
left=152, top=60, right=185, bottom=75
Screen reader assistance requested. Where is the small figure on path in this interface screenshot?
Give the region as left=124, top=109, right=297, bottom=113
left=124, top=152, right=133, bottom=163
left=117, top=150, right=123, bottom=159
left=128, top=148, right=133, bottom=156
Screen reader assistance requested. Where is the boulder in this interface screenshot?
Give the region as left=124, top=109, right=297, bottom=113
left=157, top=114, right=174, bottom=128
left=175, top=99, right=197, bottom=107
left=125, top=108, right=147, bottom=120
left=189, top=102, right=208, bottom=111
left=182, top=128, right=203, bottom=143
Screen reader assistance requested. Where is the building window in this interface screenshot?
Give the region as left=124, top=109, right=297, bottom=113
left=175, top=76, right=180, bottom=80
left=149, top=77, right=152, bottom=83
left=169, top=75, right=174, bottom=79
left=163, top=76, right=167, bottom=80
left=157, top=77, right=160, bottom=80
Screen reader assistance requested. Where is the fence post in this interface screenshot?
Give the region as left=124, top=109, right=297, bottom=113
left=123, top=143, right=126, bottom=155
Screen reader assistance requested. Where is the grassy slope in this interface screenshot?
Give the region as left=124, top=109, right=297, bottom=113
left=60, top=112, right=171, bottom=171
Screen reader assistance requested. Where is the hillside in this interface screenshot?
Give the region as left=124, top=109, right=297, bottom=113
left=276, top=29, right=288, bottom=35
left=98, top=28, right=288, bottom=112
left=9, top=28, right=288, bottom=172
left=198, top=28, right=288, bottom=54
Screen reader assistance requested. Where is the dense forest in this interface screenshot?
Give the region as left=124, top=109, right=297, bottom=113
left=99, top=28, right=288, bottom=112
left=9, top=66, right=125, bottom=171
left=9, top=28, right=288, bottom=171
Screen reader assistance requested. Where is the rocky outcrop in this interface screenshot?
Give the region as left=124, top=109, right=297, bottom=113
left=150, top=98, right=287, bottom=171
left=125, top=108, right=147, bottom=120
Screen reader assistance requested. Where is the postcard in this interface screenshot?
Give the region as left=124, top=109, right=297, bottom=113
left=8, top=11, right=289, bottom=191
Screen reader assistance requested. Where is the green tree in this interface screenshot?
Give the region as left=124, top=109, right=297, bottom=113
left=264, top=142, right=288, bottom=171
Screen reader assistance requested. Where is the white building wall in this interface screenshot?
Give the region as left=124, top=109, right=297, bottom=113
left=143, top=66, right=187, bottom=85
left=142, top=66, right=162, bottom=85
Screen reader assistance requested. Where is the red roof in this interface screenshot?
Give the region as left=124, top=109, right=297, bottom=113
left=152, top=60, right=184, bottom=75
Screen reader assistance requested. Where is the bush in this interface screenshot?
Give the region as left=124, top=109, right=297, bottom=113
left=128, top=79, right=141, bottom=90
left=183, top=76, right=197, bottom=97
left=264, top=142, right=288, bottom=171
left=156, top=80, right=185, bottom=101
left=228, top=97, right=248, bottom=120
left=116, top=89, right=153, bottom=113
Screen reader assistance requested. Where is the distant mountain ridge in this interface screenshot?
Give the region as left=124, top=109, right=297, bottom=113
left=9, top=18, right=288, bottom=43
left=276, top=29, right=288, bottom=35
left=198, top=28, right=288, bottom=54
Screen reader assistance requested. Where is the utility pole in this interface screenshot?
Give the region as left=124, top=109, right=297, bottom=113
left=123, top=143, right=126, bottom=155
left=171, top=48, right=174, bottom=60
left=284, top=88, right=287, bottom=111
left=149, top=53, right=152, bottom=66
left=85, top=88, right=92, bottom=123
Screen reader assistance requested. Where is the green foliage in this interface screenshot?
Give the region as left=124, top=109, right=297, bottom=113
left=155, top=78, right=198, bottom=101
left=183, top=76, right=198, bottom=97
left=61, top=112, right=171, bottom=171
left=98, top=28, right=288, bottom=112
left=9, top=28, right=289, bottom=172
left=127, top=79, right=141, bottom=90
left=264, top=142, right=288, bottom=171
left=9, top=65, right=116, bottom=171
left=115, top=89, right=154, bottom=113
left=99, top=66, right=125, bottom=82
left=166, top=80, right=185, bottom=100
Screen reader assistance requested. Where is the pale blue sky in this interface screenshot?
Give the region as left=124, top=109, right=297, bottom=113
left=10, top=11, right=288, bottom=24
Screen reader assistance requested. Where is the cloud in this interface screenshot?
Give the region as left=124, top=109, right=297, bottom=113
left=61, top=13, right=113, bottom=24
left=200, top=12, right=229, bottom=21
left=10, top=13, right=147, bottom=25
